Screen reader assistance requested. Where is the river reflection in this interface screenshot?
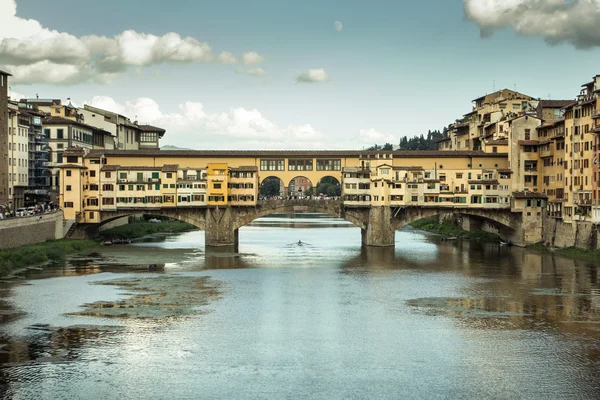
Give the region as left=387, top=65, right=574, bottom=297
left=1, top=213, right=600, bottom=399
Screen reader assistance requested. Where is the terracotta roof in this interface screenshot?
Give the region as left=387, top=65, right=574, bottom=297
left=64, top=147, right=85, bottom=156
left=85, top=149, right=507, bottom=159
left=518, top=140, right=540, bottom=146
left=58, top=164, right=86, bottom=169
left=512, top=191, right=547, bottom=199
left=42, top=116, right=111, bottom=135
left=538, top=100, right=574, bottom=109
left=497, top=169, right=513, bottom=174
left=101, top=165, right=120, bottom=171
left=138, top=124, right=166, bottom=137
left=436, top=137, right=451, bottom=142
left=468, top=180, right=499, bottom=185
left=115, top=166, right=162, bottom=171
left=230, top=166, right=258, bottom=172
left=161, top=164, right=179, bottom=172
left=486, top=139, right=508, bottom=145
left=392, top=166, right=424, bottom=171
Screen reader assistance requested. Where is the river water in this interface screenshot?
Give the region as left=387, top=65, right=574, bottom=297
left=1, top=213, right=599, bottom=399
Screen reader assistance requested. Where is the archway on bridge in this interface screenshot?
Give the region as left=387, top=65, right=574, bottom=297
left=288, top=176, right=314, bottom=198
left=259, top=176, right=286, bottom=199
left=315, top=176, right=341, bottom=198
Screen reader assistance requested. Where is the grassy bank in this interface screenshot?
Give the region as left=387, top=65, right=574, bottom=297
left=410, top=217, right=500, bottom=242
left=99, top=221, right=197, bottom=240
left=0, top=239, right=99, bottom=277
left=527, top=243, right=600, bottom=262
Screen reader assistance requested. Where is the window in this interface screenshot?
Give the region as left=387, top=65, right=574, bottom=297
left=66, top=170, right=72, bottom=177
left=57, top=129, right=64, bottom=139
left=288, top=159, right=313, bottom=171
left=87, top=198, right=98, bottom=206
left=166, top=173, right=173, bottom=178
left=119, top=185, right=125, bottom=191
left=119, top=172, right=127, bottom=179
left=152, top=172, right=159, bottom=179
left=137, top=172, right=144, bottom=182
left=102, top=198, right=115, bottom=205
left=90, top=170, right=96, bottom=177
left=260, top=159, right=285, bottom=171
left=102, top=184, right=114, bottom=191
left=316, top=159, right=341, bottom=171
left=105, top=172, right=112, bottom=178
left=66, top=185, right=72, bottom=191
left=44, top=129, right=50, bottom=138
left=63, top=202, right=73, bottom=208
left=90, top=184, right=99, bottom=191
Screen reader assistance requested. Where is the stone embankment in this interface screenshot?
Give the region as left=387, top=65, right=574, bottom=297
left=0, top=211, right=64, bottom=249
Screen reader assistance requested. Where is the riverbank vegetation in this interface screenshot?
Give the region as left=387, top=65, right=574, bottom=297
left=99, top=221, right=197, bottom=240
left=0, top=239, right=99, bottom=277
left=528, top=243, right=600, bottom=262
left=409, top=217, right=500, bottom=242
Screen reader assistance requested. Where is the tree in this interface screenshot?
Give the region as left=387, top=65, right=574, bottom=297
left=260, top=177, right=281, bottom=197
left=316, top=177, right=341, bottom=196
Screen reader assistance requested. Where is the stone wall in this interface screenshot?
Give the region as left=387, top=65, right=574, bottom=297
left=0, top=211, right=64, bottom=249
left=542, top=215, right=600, bottom=250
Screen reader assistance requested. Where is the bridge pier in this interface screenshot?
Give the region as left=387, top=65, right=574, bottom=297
left=361, top=206, right=395, bottom=247
left=205, top=207, right=239, bottom=248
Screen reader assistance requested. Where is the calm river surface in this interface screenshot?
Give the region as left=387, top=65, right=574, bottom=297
left=1, top=213, right=600, bottom=399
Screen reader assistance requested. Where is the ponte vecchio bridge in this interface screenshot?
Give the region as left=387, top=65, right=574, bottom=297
left=59, top=148, right=546, bottom=248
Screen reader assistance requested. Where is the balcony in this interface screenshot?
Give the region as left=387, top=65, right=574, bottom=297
left=592, top=109, right=600, bottom=119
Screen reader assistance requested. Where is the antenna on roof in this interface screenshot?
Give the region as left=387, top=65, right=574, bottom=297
left=36, top=93, right=39, bottom=99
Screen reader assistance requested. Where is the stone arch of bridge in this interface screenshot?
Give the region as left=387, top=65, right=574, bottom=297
left=98, top=210, right=206, bottom=230
left=232, top=202, right=367, bottom=231
left=391, top=208, right=517, bottom=238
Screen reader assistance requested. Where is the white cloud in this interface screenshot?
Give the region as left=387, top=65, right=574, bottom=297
left=242, top=51, right=265, bottom=65
left=85, top=96, right=329, bottom=150
left=7, top=89, right=26, bottom=101
left=0, top=0, right=264, bottom=84
left=295, top=68, right=330, bottom=84
left=464, top=0, right=600, bottom=49
left=216, top=51, right=238, bottom=64
left=246, top=67, right=266, bottom=77
left=356, top=128, right=397, bottom=146
left=334, top=21, right=343, bottom=32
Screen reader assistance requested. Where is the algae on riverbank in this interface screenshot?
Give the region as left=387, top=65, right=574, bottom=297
left=0, top=239, right=99, bottom=277
left=70, top=275, right=221, bottom=319
left=409, top=217, right=500, bottom=242
left=99, top=221, right=197, bottom=240
left=527, top=243, right=600, bottom=263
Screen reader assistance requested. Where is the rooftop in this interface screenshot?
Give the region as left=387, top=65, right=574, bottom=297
left=85, top=149, right=508, bottom=159
left=512, top=191, right=547, bottom=199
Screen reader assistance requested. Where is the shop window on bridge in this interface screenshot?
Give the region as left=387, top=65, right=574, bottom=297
left=411, top=196, right=418, bottom=202
left=192, top=195, right=204, bottom=202
left=164, top=195, right=175, bottom=204
left=260, top=159, right=285, bottom=171
left=288, top=159, right=313, bottom=171
left=102, top=198, right=115, bottom=205
left=90, top=184, right=99, bottom=191
left=136, top=185, right=144, bottom=191
left=87, top=198, right=99, bottom=206
left=454, top=197, right=467, bottom=204
left=178, top=196, right=190, bottom=202
left=316, top=159, right=341, bottom=171
left=358, top=183, right=370, bottom=190
left=208, top=196, right=225, bottom=202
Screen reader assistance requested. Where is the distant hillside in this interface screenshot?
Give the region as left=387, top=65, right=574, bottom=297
left=161, top=145, right=191, bottom=150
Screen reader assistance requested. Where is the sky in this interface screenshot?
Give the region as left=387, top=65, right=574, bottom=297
left=2, top=0, right=600, bottom=150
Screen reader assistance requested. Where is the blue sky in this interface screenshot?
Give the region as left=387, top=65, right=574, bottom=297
left=2, top=0, right=600, bottom=149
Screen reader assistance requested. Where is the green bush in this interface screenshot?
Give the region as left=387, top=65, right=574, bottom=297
left=0, top=239, right=99, bottom=277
